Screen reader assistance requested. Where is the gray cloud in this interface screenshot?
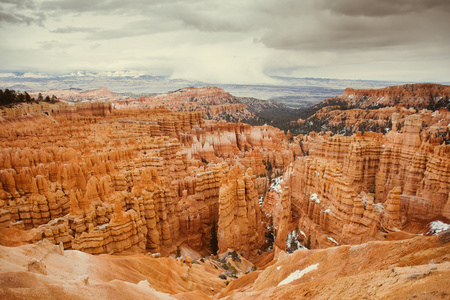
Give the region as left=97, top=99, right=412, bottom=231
left=178, top=14, right=240, bottom=32
left=39, top=40, right=74, bottom=50
left=40, top=0, right=184, bottom=15
left=51, top=26, right=98, bottom=34
left=0, top=12, right=24, bottom=24
left=84, top=18, right=184, bottom=40
left=318, top=0, right=450, bottom=17
left=0, top=12, right=44, bottom=26
left=259, top=1, right=450, bottom=52
left=0, top=0, right=449, bottom=83
left=0, top=0, right=36, bottom=9
left=0, top=0, right=44, bottom=26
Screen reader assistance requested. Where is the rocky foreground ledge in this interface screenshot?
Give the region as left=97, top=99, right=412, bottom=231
left=0, top=230, right=449, bottom=299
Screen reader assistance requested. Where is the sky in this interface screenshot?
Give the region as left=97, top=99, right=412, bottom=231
left=0, top=0, right=449, bottom=84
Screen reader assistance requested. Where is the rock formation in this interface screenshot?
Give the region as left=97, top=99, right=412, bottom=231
left=1, top=84, right=450, bottom=299
left=114, top=86, right=255, bottom=122
left=218, top=166, right=264, bottom=257
left=290, top=83, right=450, bottom=137
left=219, top=232, right=450, bottom=299
left=286, top=114, right=450, bottom=248
left=328, top=83, right=450, bottom=109
left=0, top=101, right=293, bottom=256
left=114, top=86, right=291, bottom=124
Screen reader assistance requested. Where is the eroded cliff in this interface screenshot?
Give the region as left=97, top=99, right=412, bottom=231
left=286, top=114, right=450, bottom=250
left=0, top=102, right=296, bottom=257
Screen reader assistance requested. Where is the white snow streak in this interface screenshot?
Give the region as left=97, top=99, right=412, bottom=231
left=428, top=221, right=450, bottom=234
left=277, top=263, right=319, bottom=286
left=327, top=237, right=339, bottom=245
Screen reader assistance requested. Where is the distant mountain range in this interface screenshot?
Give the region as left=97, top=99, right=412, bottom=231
left=0, top=71, right=421, bottom=109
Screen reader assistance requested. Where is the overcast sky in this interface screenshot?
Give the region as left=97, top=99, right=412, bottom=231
left=0, top=0, right=449, bottom=84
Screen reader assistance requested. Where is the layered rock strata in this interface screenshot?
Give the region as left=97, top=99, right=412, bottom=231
left=114, top=86, right=255, bottom=122
left=286, top=114, right=450, bottom=248
left=292, top=83, right=450, bottom=136
left=0, top=102, right=293, bottom=256
left=218, top=166, right=264, bottom=257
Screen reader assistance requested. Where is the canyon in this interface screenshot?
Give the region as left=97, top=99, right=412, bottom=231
left=39, top=86, right=291, bottom=124
left=291, top=83, right=450, bottom=138
left=0, top=84, right=449, bottom=299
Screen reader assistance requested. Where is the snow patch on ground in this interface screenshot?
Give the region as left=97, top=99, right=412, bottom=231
left=428, top=221, right=450, bottom=234
left=300, top=230, right=307, bottom=238
left=270, top=176, right=283, bottom=193
left=277, top=263, right=319, bottom=286
left=310, top=193, right=320, bottom=204
left=327, top=237, right=339, bottom=245
left=372, top=203, right=384, bottom=213
left=259, top=196, right=264, bottom=208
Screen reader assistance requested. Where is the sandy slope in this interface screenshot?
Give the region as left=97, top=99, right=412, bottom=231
left=0, top=240, right=224, bottom=299
left=219, top=231, right=450, bottom=299
left=1, top=232, right=449, bottom=299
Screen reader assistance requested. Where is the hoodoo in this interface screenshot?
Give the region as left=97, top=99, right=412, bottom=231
left=1, top=84, right=449, bottom=299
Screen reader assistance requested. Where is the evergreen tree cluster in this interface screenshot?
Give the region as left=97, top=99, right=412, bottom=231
left=209, top=218, right=219, bottom=256
left=0, top=89, right=58, bottom=106
left=265, top=214, right=276, bottom=251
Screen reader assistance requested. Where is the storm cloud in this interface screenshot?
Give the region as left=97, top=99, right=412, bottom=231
left=0, top=0, right=448, bottom=84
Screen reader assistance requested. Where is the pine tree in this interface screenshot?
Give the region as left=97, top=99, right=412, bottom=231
left=305, top=235, right=311, bottom=249
left=286, top=224, right=300, bottom=254
left=25, top=92, right=32, bottom=102
left=209, top=218, right=218, bottom=256
left=265, top=214, right=276, bottom=250
left=231, top=250, right=240, bottom=262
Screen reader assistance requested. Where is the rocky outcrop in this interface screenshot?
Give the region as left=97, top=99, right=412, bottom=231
left=70, top=199, right=147, bottom=254
left=0, top=100, right=295, bottom=256
left=34, top=87, right=122, bottom=103
left=176, top=164, right=225, bottom=251
left=218, top=166, right=264, bottom=257
left=115, top=86, right=255, bottom=122
left=329, top=83, right=450, bottom=109
left=0, top=238, right=226, bottom=299
left=114, top=86, right=294, bottom=125
left=220, top=232, right=450, bottom=299
left=291, top=83, right=450, bottom=137
left=286, top=114, right=450, bottom=248
left=2, top=84, right=450, bottom=299
left=4, top=84, right=447, bottom=260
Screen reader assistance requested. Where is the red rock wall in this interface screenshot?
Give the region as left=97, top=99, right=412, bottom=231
left=218, top=166, right=264, bottom=257
left=0, top=102, right=294, bottom=256
left=286, top=114, right=450, bottom=248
